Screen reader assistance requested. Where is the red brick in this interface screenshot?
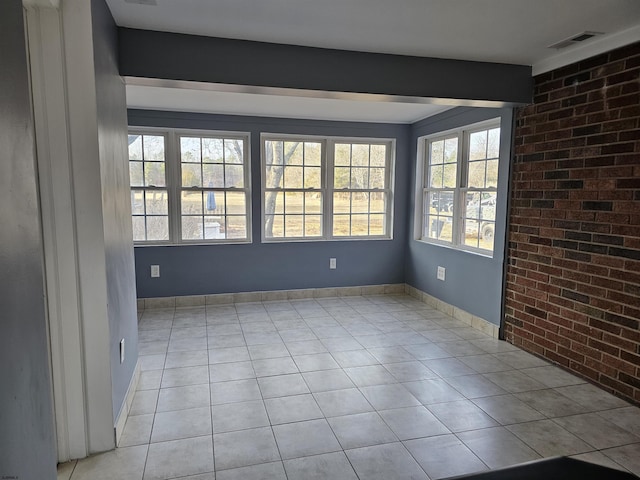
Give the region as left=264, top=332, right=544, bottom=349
left=508, top=42, right=640, bottom=405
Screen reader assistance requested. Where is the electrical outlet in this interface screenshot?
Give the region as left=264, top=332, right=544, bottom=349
left=329, top=258, right=337, bottom=269
left=120, top=338, right=125, bottom=364
left=437, top=266, right=446, bottom=281
left=150, top=265, right=160, bottom=278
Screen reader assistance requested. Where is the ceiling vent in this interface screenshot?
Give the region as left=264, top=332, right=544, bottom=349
left=548, top=31, right=604, bottom=49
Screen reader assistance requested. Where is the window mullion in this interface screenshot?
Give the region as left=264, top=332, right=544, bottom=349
left=452, top=131, right=466, bottom=246
left=324, top=139, right=333, bottom=240
left=167, top=132, right=181, bottom=244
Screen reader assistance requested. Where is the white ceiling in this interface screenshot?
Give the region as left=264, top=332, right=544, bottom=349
left=110, top=0, right=640, bottom=123
left=125, top=83, right=455, bottom=124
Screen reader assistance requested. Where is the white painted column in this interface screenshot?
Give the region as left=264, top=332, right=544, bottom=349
left=25, top=0, right=115, bottom=461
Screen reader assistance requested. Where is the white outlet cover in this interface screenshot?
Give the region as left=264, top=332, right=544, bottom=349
left=437, top=266, right=446, bottom=281
left=330, top=258, right=337, bottom=269
left=151, top=265, right=160, bottom=277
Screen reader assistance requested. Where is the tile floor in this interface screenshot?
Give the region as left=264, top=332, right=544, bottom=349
left=58, top=294, right=640, bottom=480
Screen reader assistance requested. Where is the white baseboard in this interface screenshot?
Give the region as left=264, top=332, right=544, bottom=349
left=138, top=284, right=406, bottom=311
left=114, top=358, right=140, bottom=446
left=404, top=284, right=500, bottom=339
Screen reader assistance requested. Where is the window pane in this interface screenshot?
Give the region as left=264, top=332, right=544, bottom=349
left=143, top=135, right=165, bottom=161
left=351, top=214, right=369, bottom=235
left=224, top=139, right=243, bottom=164
left=333, top=192, right=350, bottom=214
left=429, top=165, right=443, bottom=188
left=283, top=166, right=303, bottom=189
left=352, top=192, right=369, bottom=213
left=487, top=128, right=500, bottom=158
left=146, top=216, right=169, bottom=241
left=468, top=161, right=486, bottom=188
left=225, top=191, right=245, bottom=215
left=444, top=137, right=458, bottom=163
left=351, top=168, right=369, bottom=189
left=286, top=142, right=303, bottom=165
left=370, top=168, right=385, bottom=189
left=182, top=163, right=202, bottom=187
left=469, top=130, right=487, bottom=161
left=480, top=194, right=496, bottom=221
left=486, top=159, right=499, bottom=188
left=129, top=161, right=143, bottom=187
left=465, top=192, right=482, bottom=220
left=285, top=191, right=303, bottom=214
left=265, top=215, right=283, bottom=238
left=427, top=214, right=452, bottom=242
left=352, top=144, right=369, bottom=167
left=226, top=216, right=246, bottom=239
left=304, top=166, right=321, bottom=189
left=203, top=163, right=224, bottom=188
left=131, top=190, right=144, bottom=215
left=182, top=216, right=203, bottom=240
left=333, top=215, right=350, bottom=236
left=305, top=215, right=322, bottom=236
left=370, top=145, right=386, bottom=167
left=480, top=222, right=495, bottom=250
left=202, top=138, right=224, bottom=163
left=265, top=140, right=284, bottom=165
left=181, top=137, right=201, bottom=162
left=181, top=191, right=202, bottom=215
left=272, top=192, right=284, bottom=214
left=369, top=214, right=385, bottom=235
left=128, top=135, right=142, bottom=160
left=443, top=163, right=457, bottom=188
left=144, top=162, right=165, bottom=187
left=464, top=220, right=481, bottom=248
left=132, top=216, right=145, bottom=241
left=304, top=192, right=322, bottom=214
left=305, top=142, right=322, bottom=166
left=285, top=215, right=303, bottom=237
left=370, top=192, right=385, bottom=213
left=225, top=165, right=244, bottom=188
left=335, top=144, right=351, bottom=166
left=334, top=167, right=350, bottom=189
left=429, top=190, right=454, bottom=214
left=204, top=217, right=224, bottom=239
left=430, top=140, right=444, bottom=165
left=266, top=166, right=284, bottom=189
left=205, top=190, right=219, bottom=213
left=145, top=190, right=168, bottom=215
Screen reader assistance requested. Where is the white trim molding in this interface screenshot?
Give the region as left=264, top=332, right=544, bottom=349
left=26, top=0, right=117, bottom=461
left=115, top=359, right=140, bottom=446
left=26, top=6, right=88, bottom=462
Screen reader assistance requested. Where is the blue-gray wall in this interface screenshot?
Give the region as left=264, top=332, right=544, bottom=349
left=92, top=0, right=139, bottom=422
left=405, top=107, right=515, bottom=325
left=0, top=2, right=56, bottom=478
left=119, top=28, right=532, bottom=106
left=130, top=110, right=410, bottom=298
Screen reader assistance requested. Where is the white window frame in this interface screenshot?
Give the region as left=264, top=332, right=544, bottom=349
left=415, top=118, right=500, bottom=257
left=261, top=133, right=395, bottom=242
left=129, top=127, right=252, bottom=245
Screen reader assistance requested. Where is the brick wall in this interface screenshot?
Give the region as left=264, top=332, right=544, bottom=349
left=504, top=42, right=640, bottom=404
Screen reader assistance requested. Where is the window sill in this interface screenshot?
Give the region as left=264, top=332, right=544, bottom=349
left=134, top=239, right=252, bottom=247
left=414, top=238, right=494, bottom=259
left=261, top=236, right=394, bottom=244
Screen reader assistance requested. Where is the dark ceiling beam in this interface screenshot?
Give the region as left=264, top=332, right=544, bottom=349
left=118, top=28, right=533, bottom=106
